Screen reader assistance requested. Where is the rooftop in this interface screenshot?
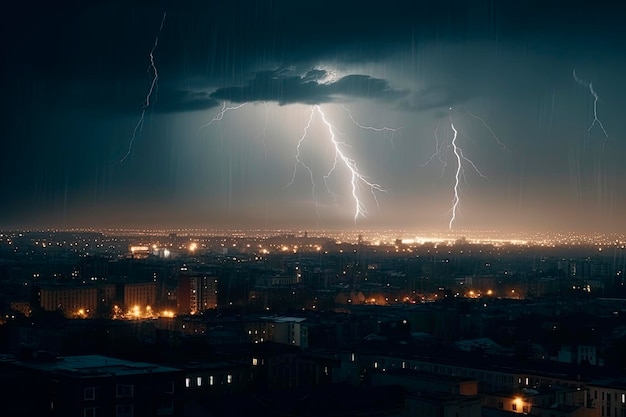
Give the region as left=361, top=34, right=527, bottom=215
left=12, top=354, right=180, bottom=378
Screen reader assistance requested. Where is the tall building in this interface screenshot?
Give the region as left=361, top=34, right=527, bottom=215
left=178, top=275, right=218, bottom=314
left=39, top=286, right=98, bottom=317
left=123, top=282, right=157, bottom=310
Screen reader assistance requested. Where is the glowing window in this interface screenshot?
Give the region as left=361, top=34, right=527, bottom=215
left=209, top=376, right=214, bottom=386
left=227, top=374, right=233, bottom=384
left=185, top=378, right=190, bottom=388
left=196, top=377, right=202, bottom=387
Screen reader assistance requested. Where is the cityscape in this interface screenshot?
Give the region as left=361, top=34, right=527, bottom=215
left=3, top=1, right=626, bottom=416
left=1, top=228, right=626, bottom=416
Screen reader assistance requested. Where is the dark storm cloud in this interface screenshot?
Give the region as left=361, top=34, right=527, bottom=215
left=73, top=68, right=406, bottom=114
left=4, top=1, right=624, bottom=116
left=153, top=90, right=220, bottom=113
left=207, top=69, right=406, bottom=106
left=403, top=85, right=476, bottom=112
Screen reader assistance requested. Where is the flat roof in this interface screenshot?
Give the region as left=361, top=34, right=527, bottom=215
left=259, top=316, right=307, bottom=323
left=14, top=354, right=180, bottom=377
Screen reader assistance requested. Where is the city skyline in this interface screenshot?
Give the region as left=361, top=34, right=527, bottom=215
left=2, top=1, right=626, bottom=233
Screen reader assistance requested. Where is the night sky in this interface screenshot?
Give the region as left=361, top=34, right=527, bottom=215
left=2, top=1, right=626, bottom=234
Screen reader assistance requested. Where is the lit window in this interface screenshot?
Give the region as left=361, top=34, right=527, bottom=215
left=374, top=362, right=378, bottom=369
left=185, top=378, right=191, bottom=388
left=196, top=377, right=202, bottom=387
left=227, top=374, right=233, bottom=384
left=84, top=387, right=95, bottom=401
left=209, top=376, right=214, bottom=386
left=252, top=358, right=258, bottom=366
left=622, top=393, right=625, bottom=404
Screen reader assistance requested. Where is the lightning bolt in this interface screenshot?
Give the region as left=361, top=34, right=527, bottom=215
left=462, top=108, right=510, bottom=153
left=446, top=109, right=491, bottom=229
left=114, top=12, right=167, bottom=165
left=341, top=105, right=402, bottom=146
left=424, top=108, right=495, bottom=229
left=284, top=106, right=385, bottom=222
left=202, top=102, right=385, bottom=223
left=198, top=101, right=249, bottom=153
left=422, top=121, right=448, bottom=174
left=573, top=70, right=609, bottom=148
left=317, top=105, right=385, bottom=222
left=286, top=107, right=319, bottom=217
left=449, top=119, right=461, bottom=230
left=200, top=102, right=248, bottom=128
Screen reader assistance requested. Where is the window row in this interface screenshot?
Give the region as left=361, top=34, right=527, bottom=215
left=185, top=374, right=234, bottom=388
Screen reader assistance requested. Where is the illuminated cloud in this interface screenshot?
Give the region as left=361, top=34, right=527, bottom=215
left=199, top=69, right=407, bottom=108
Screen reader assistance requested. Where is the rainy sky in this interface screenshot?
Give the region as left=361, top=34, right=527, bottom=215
left=2, top=0, right=626, bottom=233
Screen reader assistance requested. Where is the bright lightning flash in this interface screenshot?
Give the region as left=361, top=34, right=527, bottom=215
left=317, top=105, right=385, bottom=221
left=449, top=119, right=461, bottom=229
left=203, top=102, right=387, bottom=223
left=114, top=12, right=167, bottom=165
left=573, top=70, right=609, bottom=146
left=424, top=108, right=495, bottom=230
left=287, top=105, right=385, bottom=222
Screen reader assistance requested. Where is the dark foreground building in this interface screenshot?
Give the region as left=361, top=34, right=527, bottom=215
left=0, top=353, right=184, bottom=417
